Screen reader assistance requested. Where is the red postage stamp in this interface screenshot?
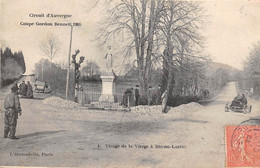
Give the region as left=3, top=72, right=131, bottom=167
left=225, top=125, right=260, bottom=167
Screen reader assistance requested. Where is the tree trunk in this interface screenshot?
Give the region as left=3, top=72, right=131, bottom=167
left=164, top=44, right=174, bottom=105
left=140, top=0, right=147, bottom=95
left=162, top=49, right=169, bottom=93
left=131, top=0, right=145, bottom=95
left=70, top=65, right=76, bottom=101
left=145, top=0, right=156, bottom=97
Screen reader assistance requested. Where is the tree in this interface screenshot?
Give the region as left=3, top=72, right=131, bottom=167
left=40, top=33, right=60, bottom=62
left=98, top=0, right=207, bottom=101
left=98, top=0, right=165, bottom=96
left=33, top=59, right=74, bottom=96
left=82, top=60, right=101, bottom=77
left=39, top=33, right=60, bottom=79
left=243, top=41, right=260, bottom=95
left=1, top=47, right=26, bottom=87
left=14, top=51, right=26, bottom=73
left=154, top=1, right=206, bottom=101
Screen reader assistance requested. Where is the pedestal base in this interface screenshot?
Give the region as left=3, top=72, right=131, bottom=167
left=98, top=71, right=115, bottom=103
left=99, top=94, right=114, bottom=103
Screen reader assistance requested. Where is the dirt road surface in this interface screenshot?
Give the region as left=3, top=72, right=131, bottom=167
left=0, top=81, right=259, bottom=168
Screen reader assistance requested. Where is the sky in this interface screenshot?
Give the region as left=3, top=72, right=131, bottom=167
left=1, top=0, right=260, bottom=74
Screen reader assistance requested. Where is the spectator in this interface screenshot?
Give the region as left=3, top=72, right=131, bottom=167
left=161, top=89, right=168, bottom=113
left=129, top=88, right=135, bottom=107
left=148, top=86, right=153, bottom=106
left=123, top=88, right=133, bottom=107
left=12, top=81, right=19, bottom=93
left=26, top=81, right=34, bottom=98
left=134, top=85, right=140, bottom=106
left=19, top=81, right=27, bottom=97
left=155, top=85, right=162, bottom=105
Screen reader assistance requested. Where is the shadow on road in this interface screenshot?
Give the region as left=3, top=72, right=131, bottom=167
left=18, top=130, right=65, bottom=139
left=199, top=100, right=227, bottom=106
left=172, top=118, right=208, bottom=124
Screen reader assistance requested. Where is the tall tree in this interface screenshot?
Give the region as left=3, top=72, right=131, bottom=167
left=243, top=41, right=260, bottom=95
left=156, top=1, right=206, bottom=100
left=40, top=33, right=60, bottom=62
left=1, top=47, right=26, bottom=87
left=82, top=60, right=101, bottom=77
left=39, top=33, right=60, bottom=79
left=98, top=0, right=207, bottom=102
left=99, top=0, right=164, bottom=96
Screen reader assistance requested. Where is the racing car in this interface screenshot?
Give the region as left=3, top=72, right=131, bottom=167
left=225, top=95, right=252, bottom=114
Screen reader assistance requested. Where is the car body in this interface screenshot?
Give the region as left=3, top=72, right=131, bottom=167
left=34, top=81, right=46, bottom=93
left=225, top=101, right=252, bottom=114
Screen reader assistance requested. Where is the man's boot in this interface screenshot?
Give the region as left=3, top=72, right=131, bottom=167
left=4, top=128, right=9, bottom=138
left=9, top=128, right=19, bottom=139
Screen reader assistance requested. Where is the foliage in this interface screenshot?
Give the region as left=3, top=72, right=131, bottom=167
left=242, top=41, right=260, bottom=96
left=81, top=60, right=101, bottom=82
left=34, top=59, right=74, bottom=98
left=1, top=47, right=26, bottom=87
left=39, top=33, right=60, bottom=62
left=98, top=0, right=207, bottom=102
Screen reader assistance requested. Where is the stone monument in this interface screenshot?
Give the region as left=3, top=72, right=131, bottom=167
left=99, top=46, right=115, bottom=103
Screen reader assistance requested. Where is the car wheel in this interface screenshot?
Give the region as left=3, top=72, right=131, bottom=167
left=249, top=105, right=252, bottom=113
left=244, top=105, right=251, bottom=114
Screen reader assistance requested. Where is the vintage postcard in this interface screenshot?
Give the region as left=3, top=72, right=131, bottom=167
left=1, top=0, right=260, bottom=167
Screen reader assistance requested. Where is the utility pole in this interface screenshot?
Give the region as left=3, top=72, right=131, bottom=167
left=66, top=25, right=73, bottom=100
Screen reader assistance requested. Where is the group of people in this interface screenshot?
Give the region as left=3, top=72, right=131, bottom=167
left=14, top=81, right=34, bottom=98
left=122, top=84, right=168, bottom=113
left=122, top=85, right=163, bottom=107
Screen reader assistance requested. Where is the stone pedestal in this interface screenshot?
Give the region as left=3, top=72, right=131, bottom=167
left=99, top=71, right=114, bottom=103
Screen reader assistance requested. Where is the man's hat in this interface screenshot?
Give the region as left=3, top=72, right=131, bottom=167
left=11, top=86, right=19, bottom=92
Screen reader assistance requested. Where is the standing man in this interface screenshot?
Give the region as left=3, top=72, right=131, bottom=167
left=126, top=88, right=134, bottom=107
left=19, top=81, right=27, bottom=97
left=4, top=86, right=22, bottom=139
left=155, top=85, right=162, bottom=105
left=123, top=88, right=133, bottom=107
left=12, top=81, right=19, bottom=92
left=134, top=85, right=140, bottom=106
left=148, top=86, right=153, bottom=106
left=26, top=81, right=34, bottom=98
left=129, top=88, right=135, bottom=107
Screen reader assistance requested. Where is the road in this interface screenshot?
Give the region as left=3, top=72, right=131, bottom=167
left=0, top=81, right=259, bottom=168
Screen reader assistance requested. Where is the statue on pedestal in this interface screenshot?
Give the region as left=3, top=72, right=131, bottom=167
left=99, top=46, right=115, bottom=104
left=104, top=46, right=113, bottom=70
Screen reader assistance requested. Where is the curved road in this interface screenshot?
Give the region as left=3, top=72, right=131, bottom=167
left=0, top=82, right=259, bottom=167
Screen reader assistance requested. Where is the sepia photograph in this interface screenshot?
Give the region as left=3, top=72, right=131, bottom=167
left=0, top=0, right=260, bottom=167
